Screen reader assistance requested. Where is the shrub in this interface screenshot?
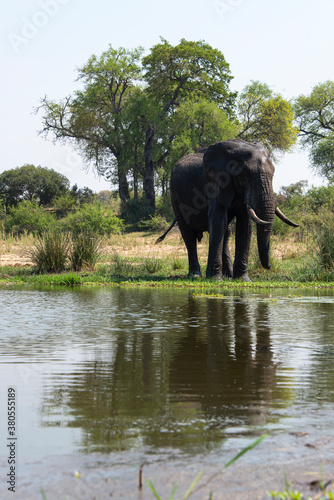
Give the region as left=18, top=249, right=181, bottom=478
left=5, top=200, right=56, bottom=235
left=69, top=230, right=103, bottom=271
left=139, top=215, right=171, bottom=232
left=120, top=197, right=154, bottom=226
left=64, top=203, right=123, bottom=235
left=29, top=227, right=69, bottom=273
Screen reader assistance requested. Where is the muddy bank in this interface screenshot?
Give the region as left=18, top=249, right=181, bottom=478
left=2, top=432, right=333, bottom=500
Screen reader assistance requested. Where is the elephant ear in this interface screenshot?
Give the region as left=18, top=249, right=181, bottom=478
left=203, top=141, right=246, bottom=209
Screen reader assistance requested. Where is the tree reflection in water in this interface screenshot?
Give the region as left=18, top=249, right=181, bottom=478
left=41, top=291, right=292, bottom=453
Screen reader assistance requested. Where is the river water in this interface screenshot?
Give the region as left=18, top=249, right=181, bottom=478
left=0, top=285, right=334, bottom=498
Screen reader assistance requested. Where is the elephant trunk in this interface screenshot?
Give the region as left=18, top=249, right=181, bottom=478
left=246, top=188, right=275, bottom=270
left=256, top=224, right=273, bottom=269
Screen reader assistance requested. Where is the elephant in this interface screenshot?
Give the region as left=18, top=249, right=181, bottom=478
left=157, top=139, right=298, bottom=281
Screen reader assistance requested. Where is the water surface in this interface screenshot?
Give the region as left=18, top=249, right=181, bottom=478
left=1, top=286, right=334, bottom=466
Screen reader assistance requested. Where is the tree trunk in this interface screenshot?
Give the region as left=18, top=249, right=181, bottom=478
left=143, top=125, right=156, bottom=211
left=118, top=168, right=130, bottom=206
left=133, top=144, right=139, bottom=199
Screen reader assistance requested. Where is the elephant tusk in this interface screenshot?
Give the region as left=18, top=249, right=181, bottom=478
left=246, top=204, right=271, bottom=226
left=275, top=207, right=299, bottom=227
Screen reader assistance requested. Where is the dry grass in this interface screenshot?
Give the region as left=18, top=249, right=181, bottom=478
left=0, top=228, right=307, bottom=271
left=0, top=232, right=35, bottom=267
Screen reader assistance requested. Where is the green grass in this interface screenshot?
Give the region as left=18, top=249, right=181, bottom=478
left=1, top=264, right=334, bottom=290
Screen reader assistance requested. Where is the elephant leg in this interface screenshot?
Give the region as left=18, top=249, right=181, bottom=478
left=178, top=223, right=201, bottom=277
left=206, top=203, right=228, bottom=280
left=222, top=224, right=233, bottom=278
left=233, top=209, right=253, bottom=281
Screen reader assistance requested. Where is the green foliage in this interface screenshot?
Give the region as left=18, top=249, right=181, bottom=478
left=52, top=192, right=76, bottom=210
left=165, top=98, right=238, bottom=169
left=237, top=80, right=298, bottom=155
left=70, top=184, right=95, bottom=204
left=69, top=230, right=103, bottom=271
left=142, top=38, right=236, bottom=113
left=29, top=228, right=69, bottom=273
left=5, top=200, right=56, bottom=235
left=64, top=203, right=123, bottom=235
left=305, top=185, right=334, bottom=212
left=0, top=164, right=69, bottom=207
left=120, top=197, right=154, bottom=225
left=294, top=81, right=334, bottom=181
left=38, top=39, right=238, bottom=208
left=139, top=215, right=170, bottom=232
left=279, top=180, right=309, bottom=201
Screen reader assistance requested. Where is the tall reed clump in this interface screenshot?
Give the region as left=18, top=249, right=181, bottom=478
left=29, top=227, right=69, bottom=273
left=296, top=213, right=334, bottom=281
left=29, top=228, right=103, bottom=273
left=69, top=230, right=103, bottom=271
left=316, top=223, right=334, bottom=272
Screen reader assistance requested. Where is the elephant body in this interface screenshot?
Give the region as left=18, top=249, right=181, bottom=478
left=161, top=139, right=298, bottom=281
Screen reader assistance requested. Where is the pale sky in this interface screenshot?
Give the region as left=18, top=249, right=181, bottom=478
left=1, top=0, right=334, bottom=193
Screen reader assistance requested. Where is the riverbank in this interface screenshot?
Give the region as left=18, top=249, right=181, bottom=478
left=3, top=432, right=334, bottom=500
left=1, top=229, right=334, bottom=288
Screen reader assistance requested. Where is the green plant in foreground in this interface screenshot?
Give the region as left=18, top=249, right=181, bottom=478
left=146, top=434, right=268, bottom=500
left=268, top=485, right=334, bottom=500
left=268, top=473, right=334, bottom=500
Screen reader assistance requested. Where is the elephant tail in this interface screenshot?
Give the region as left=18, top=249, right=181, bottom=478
left=155, top=219, right=177, bottom=244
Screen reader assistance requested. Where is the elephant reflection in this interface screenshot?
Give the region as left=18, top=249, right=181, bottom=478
left=169, top=297, right=275, bottom=428
left=40, top=291, right=282, bottom=452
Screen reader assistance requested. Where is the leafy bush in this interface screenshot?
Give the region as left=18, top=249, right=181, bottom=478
left=120, top=197, right=154, bottom=225
left=29, top=228, right=69, bottom=273
left=64, top=203, right=123, bottom=235
left=139, top=215, right=171, bottom=232
left=5, top=200, right=56, bottom=235
left=69, top=230, right=103, bottom=271
left=52, top=193, right=76, bottom=210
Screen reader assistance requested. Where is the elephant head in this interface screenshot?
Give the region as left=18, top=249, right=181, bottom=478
left=203, top=139, right=298, bottom=271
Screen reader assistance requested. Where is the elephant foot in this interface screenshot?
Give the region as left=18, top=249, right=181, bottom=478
left=205, top=271, right=222, bottom=281
left=187, top=271, right=202, bottom=279
left=234, top=273, right=251, bottom=282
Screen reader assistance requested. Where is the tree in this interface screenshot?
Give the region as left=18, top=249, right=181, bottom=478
left=141, top=38, right=237, bottom=208
left=294, top=81, right=334, bottom=181
left=156, top=97, right=237, bottom=194
left=0, top=164, right=69, bottom=207
left=38, top=40, right=237, bottom=212
left=279, top=180, right=309, bottom=200
left=38, top=45, right=144, bottom=205
left=237, top=81, right=298, bottom=156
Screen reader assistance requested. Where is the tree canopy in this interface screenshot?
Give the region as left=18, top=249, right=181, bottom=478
left=0, top=164, right=70, bottom=207
left=237, top=81, right=298, bottom=156
left=37, top=40, right=298, bottom=215
left=294, top=81, right=334, bottom=182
